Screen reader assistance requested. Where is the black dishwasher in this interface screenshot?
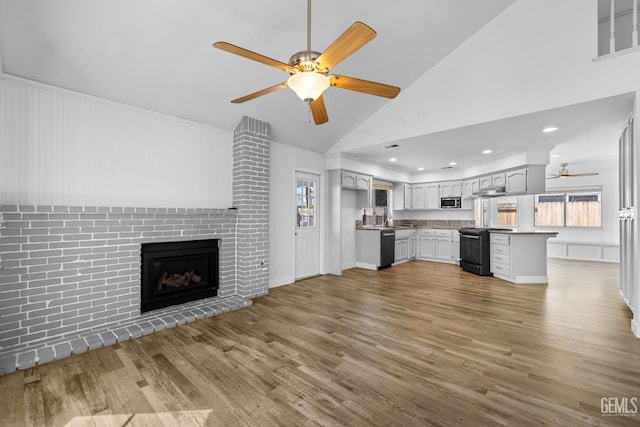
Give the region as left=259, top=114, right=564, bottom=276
left=380, top=229, right=396, bottom=268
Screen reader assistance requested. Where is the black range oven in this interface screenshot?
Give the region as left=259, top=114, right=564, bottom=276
left=458, top=228, right=492, bottom=276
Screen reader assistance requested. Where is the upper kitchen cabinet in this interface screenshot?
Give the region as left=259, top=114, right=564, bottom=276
left=492, top=173, right=506, bottom=188
left=505, top=166, right=545, bottom=194
left=439, top=181, right=462, bottom=198
left=505, top=168, right=527, bottom=193
left=341, top=171, right=371, bottom=191
left=411, top=184, right=427, bottom=210
left=425, top=183, right=440, bottom=209
left=462, top=179, right=480, bottom=198
left=393, top=183, right=412, bottom=211
left=479, top=176, right=493, bottom=190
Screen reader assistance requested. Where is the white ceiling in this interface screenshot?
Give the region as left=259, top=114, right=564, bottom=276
left=0, top=0, right=514, bottom=154
left=0, top=0, right=633, bottom=175
left=345, top=93, right=634, bottom=174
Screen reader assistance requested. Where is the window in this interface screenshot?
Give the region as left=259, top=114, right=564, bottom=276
left=534, top=190, right=601, bottom=227
left=497, top=197, right=518, bottom=227
left=296, top=179, right=316, bottom=228
left=373, top=182, right=393, bottom=223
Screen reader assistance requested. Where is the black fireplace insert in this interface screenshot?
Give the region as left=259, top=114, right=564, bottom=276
left=140, top=239, right=219, bottom=313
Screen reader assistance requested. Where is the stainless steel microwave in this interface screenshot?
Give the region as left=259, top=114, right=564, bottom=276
left=440, top=197, right=462, bottom=209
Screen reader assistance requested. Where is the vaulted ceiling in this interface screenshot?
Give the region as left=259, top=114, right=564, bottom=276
left=0, top=0, right=633, bottom=175
left=0, top=0, right=514, bottom=154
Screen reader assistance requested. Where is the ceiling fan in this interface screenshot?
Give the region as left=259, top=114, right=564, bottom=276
left=212, top=0, right=400, bottom=125
left=547, top=163, right=599, bottom=179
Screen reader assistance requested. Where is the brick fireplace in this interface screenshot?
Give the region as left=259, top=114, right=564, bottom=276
left=0, top=116, right=270, bottom=374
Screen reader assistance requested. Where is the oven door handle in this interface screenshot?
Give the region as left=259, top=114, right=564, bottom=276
left=461, top=235, right=480, bottom=239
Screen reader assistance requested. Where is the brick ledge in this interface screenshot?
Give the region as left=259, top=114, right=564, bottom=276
left=0, top=294, right=252, bottom=376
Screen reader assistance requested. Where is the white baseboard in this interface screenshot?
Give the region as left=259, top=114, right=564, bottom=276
left=341, top=262, right=357, bottom=270
left=269, top=275, right=295, bottom=288
left=355, top=262, right=378, bottom=271
left=633, top=318, right=640, bottom=339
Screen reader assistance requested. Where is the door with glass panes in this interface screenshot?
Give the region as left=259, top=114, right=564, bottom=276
left=295, top=172, right=320, bottom=279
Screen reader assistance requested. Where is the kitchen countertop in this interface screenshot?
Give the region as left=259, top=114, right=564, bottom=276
left=357, top=226, right=395, bottom=231
left=488, top=229, right=558, bottom=235
left=357, top=225, right=458, bottom=231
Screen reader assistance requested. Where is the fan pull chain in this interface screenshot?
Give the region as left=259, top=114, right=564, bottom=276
left=308, top=106, right=312, bottom=123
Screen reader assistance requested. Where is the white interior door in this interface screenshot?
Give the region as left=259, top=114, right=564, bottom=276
left=295, top=172, right=320, bottom=280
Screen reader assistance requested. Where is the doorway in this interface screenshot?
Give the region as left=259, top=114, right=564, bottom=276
left=295, top=172, right=320, bottom=279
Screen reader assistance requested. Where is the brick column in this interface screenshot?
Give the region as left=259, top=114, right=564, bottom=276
left=233, top=116, right=270, bottom=298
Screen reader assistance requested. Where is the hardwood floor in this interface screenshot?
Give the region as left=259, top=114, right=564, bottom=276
left=1, top=259, right=639, bottom=426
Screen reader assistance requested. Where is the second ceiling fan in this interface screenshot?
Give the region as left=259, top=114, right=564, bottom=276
left=547, top=163, right=599, bottom=179
left=213, top=0, right=401, bottom=125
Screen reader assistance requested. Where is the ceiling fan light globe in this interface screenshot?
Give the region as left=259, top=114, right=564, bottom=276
left=287, top=72, right=330, bottom=102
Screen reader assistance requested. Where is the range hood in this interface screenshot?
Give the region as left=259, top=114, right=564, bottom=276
left=471, top=186, right=507, bottom=198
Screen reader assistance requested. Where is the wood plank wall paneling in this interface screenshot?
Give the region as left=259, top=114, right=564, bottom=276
left=0, top=76, right=233, bottom=208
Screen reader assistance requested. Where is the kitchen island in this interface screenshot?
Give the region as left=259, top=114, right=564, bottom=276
left=489, top=230, right=558, bottom=284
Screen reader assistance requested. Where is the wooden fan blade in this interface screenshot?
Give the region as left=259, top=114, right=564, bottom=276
left=330, top=75, right=400, bottom=99
left=213, top=42, right=291, bottom=72
left=309, top=95, right=329, bottom=125
left=231, top=82, right=287, bottom=103
left=315, top=22, right=376, bottom=70
left=570, top=173, right=599, bottom=177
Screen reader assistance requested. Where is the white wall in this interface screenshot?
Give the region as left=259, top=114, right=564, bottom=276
left=269, top=141, right=326, bottom=288
left=0, top=74, right=232, bottom=208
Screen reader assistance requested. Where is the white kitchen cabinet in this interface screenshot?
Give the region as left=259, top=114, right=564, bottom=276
left=394, top=229, right=412, bottom=264
left=504, top=166, right=545, bottom=195
left=425, top=184, right=440, bottom=209
left=492, top=173, right=506, bottom=188
left=411, top=184, right=426, bottom=210
left=435, top=237, right=453, bottom=261
left=462, top=178, right=479, bottom=210
left=409, top=231, right=417, bottom=259
left=453, top=233, right=460, bottom=262
left=439, top=181, right=462, bottom=198
left=479, top=176, right=493, bottom=190
left=489, top=231, right=558, bottom=283
left=393, top=183, right=411, bottom=211
left=395, top=238, right=408, bottom=263
left=404, top=185, right=412, bottom=210
left=341, top=171, right=371, bottom=191
left=434, top=229, right=454, bottom=262
left=505, top=168, right=527, bottom=194
left=418, top=229, right=436, bottom=258
left=417, top=229, right=457, bottom=264
left=463, top=179, right=480, bottom=197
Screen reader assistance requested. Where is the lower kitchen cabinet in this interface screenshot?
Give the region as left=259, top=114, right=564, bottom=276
left=435, top=236, right=453, bottom=261
left=417, top=229, right=459, bottom=264
left=453, top=233, right=460, bottom=262
left=409, top=232, right=417, bottom=259
left=394, top=229, right=416, bottom=264
left=418, top=229, right=436, bottom=259
left=394, top=238, right=408, bottom=263
left=489, top=231, right=558, bottom=283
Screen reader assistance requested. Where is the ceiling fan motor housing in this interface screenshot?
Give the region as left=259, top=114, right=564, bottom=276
left=288, top=50, right=326, bottom=73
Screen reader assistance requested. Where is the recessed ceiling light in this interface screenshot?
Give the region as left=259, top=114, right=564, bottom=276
left=482, top=149, right=492, bottom=154
left=543, top=127, right=559, bottom=133
left=551, top=154, right=560, bottom=158
left=418, top=167, right=424, bottom=171
left=449, top=162, right=457, bottom=166
left=389, top=158, right=397, bottom=162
